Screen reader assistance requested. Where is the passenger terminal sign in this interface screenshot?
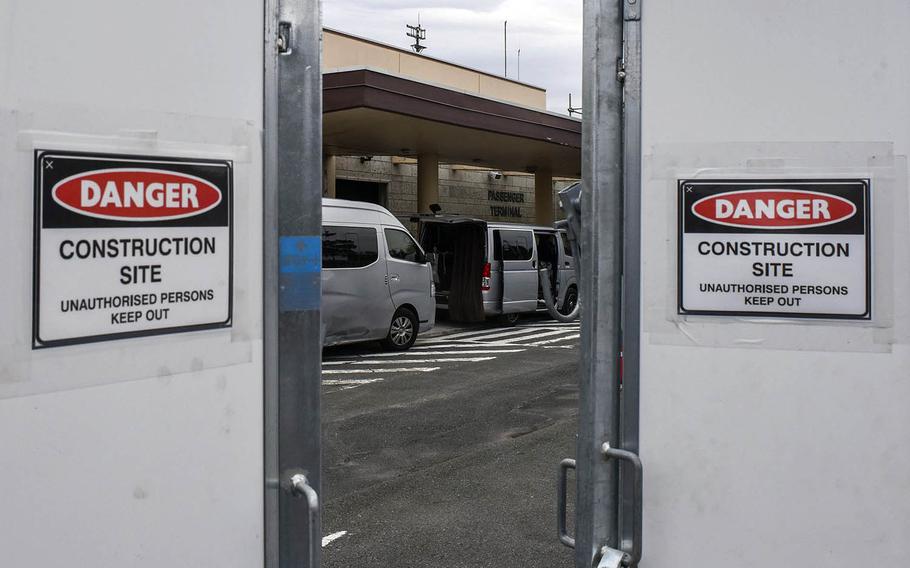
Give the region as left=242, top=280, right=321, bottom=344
left=678, top=179, right=870, bottom=319
left=34, top=151, right=233, bottom=347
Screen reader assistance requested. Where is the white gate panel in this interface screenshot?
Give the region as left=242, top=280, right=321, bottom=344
left=0, top=0, right=265, bottom=566
left=640, top=1, right=910, bottom=566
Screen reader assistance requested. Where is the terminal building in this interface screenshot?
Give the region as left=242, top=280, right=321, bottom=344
left=322, top=28, right=582, bottom=228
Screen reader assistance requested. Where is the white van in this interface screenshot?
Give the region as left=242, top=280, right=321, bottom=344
left=322, top=199, right=435, bottom=349
left=418, top=216, right=577, bottom=322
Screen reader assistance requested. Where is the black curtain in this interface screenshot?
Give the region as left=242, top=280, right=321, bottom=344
left=448, top=224, right=485, bottom=322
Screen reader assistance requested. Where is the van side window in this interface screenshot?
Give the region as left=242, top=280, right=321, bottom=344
left=322, top=225, right=378, bottom=268
left=499, top=230, right=533, bottom=261
left=559, top=230, right=573, bottom=257
left=384, top=228, right=424, bottom=264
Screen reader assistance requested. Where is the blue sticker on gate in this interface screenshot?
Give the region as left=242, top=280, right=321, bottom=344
left=279, top=235, right=321, bottom=311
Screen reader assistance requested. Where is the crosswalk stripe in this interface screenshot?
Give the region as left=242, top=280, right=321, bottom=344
left=458, top=327, right=551, bottom=341
left=527, top=333, right=580, bottom=346
left=419, top=338, right=541, bottom=345
left=496, top=329, right=576, bottom=343
left=414, top=341, right=522, bottom=356
left=339, top=348, right=525, bottom=357
left=323, top=357, right=496, bottom=366
left=322, top=378, right=385, bottom=386
left=425, top=327, right=507, bottom=341
left=517, top=322, right=581, bottom=328
left=322, top=367, right=440, bottom=374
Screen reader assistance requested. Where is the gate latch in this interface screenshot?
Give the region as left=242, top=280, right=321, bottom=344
left=277, top=21, right=293, bottom=54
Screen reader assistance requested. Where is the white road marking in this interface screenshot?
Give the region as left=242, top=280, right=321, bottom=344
left=322, top=367, right=440, bottom=374
left=502, top=328, right=579, bottom=343
left=322, top=531, right=348, bottom=547
left=330, top=348, right=525, bottom=357
left=324, top=357, right=495, bottom=366
left=448, top=327, right=548, bottom=341
left=322, top=378, right=385, bottom=385
left=425, top=327, right=509, bottom=341
left=518, top=322, right=581, bottom=328
left=527, top=333, right=580, bottom=346
left=542, top=344, right=576, bottom=349
left=411, top=343, right=519, bottom=349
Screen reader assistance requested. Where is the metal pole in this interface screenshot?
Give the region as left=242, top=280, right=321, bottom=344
left=576, top=0, right=624, bottom=566
left=618, top=0, right=643, bottom=561
left=504, top=20, right=508, bottom=77
left=264, top=0, right=323, bottom=566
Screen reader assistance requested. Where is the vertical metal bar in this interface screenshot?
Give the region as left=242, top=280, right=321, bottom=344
left=264, top=0, right=323, bottom=566
left=619, top=0, right=643, bottom=563
left=263, top=1, right=280, bottom=565
left=577, top=0, right=625, bottom=566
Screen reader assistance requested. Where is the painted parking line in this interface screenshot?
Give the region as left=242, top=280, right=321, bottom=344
left=410, top=343, right=528, bottom=350
left=330, top=348, right=526, bottom=357
left=323, top=345, right=527, bottom=364
left=496, top=328, right=577, bottom=344
left=321, top=378, right=385, bottom=391
left=323, top=356, right=496, bottom=365
left=322, top=367, right=440, bottom=374
left=528, top=333, right=580, bottom=346
left=424, top=327, right=512, bottom=341
left=322, top=531, right=348, bottom=547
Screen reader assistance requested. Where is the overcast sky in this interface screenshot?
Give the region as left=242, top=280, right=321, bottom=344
left=323, top=0, right=583, bottom=115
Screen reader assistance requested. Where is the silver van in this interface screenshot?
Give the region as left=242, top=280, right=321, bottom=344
left=322, top=198, right=435, bottom=350
left=418, top=217, right=577, bottom=322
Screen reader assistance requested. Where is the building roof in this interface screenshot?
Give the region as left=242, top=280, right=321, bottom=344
left=323, top=69, right=581, bottom=177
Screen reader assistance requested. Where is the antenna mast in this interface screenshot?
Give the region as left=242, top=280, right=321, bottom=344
left=568, top=93, right=583, bottom=117
left=503, top=21, right=508, bottom=77
left=406, top=14, right=427, bottom=53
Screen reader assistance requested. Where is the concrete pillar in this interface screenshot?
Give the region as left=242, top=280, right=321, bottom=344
left=417, top=153, right=439, bottom=214
left=535, top=168, right=554, bottom=226
left=323, top=154, right=336, bottom=198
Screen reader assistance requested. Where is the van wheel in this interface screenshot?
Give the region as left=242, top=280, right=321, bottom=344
left=561, top=286, right=578, bottom=315
left=382, top=308, right=418, bottom=351
left=499, top=312, right=520, bottom=326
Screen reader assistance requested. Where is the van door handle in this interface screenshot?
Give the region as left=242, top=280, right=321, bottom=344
left=389, top=273, right=400, bottom=281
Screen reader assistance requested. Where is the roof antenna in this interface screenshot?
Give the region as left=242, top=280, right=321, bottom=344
left=406, top=13, right=427, bottom=53
left=503, top=20, right=508, bottom=77
left=568, top=93, right=583, bottom=117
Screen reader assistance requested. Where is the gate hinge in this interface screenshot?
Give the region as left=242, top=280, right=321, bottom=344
left=623, top=0, right=641, bottom=21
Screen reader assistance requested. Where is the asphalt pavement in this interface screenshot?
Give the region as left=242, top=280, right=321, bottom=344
left=321, top=313, right=579, bottom=567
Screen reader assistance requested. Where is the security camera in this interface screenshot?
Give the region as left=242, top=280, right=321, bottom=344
left=488, top=171, right=503, bottom=180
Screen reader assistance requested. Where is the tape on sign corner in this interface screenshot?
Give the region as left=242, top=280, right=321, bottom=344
left=279, top=235, right=321, bottom=312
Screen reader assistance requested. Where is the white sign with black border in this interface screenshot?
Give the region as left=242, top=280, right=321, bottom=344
left=678, top=178, right=871, bottom=319
left=33, top=151, right=233, bottom=348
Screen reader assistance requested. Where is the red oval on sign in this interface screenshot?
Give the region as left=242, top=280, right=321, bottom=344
left=691, top=189, right=856, bottom=229
left=51, top=168, right=222, bottom=221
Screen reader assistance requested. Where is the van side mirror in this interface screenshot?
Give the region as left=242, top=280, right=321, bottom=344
left=416, top=250, right=427, bottom=264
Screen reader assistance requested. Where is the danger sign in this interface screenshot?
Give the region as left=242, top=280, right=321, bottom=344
left=678, top=179, right=870, bottom=319
left=34, top=151, right=233, bottom=347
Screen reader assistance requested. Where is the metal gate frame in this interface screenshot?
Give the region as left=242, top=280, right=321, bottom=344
left=264, top=0, right=324, bottom=566
left=575, top=0, right=642, bottom=566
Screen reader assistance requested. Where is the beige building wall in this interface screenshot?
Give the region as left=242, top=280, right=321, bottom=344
left=324, top=29, right=547, bottom=110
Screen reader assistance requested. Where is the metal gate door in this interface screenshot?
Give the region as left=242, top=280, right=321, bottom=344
left=264, top=0, right=324, bottom=566
left=573, top=1, right=910, bottom=567
left=571, top=0, right=643, bottom=566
